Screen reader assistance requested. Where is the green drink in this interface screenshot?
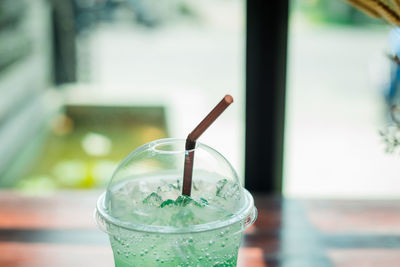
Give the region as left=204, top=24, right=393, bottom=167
left=95, top=138, right=257, bottom=267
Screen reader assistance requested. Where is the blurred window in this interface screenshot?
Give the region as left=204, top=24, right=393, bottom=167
left=0, top=0, right=245, bottom=192
left=284, top=0, right=395, bottom=197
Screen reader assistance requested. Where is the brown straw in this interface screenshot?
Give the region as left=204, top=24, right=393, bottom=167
left=182, top=95, right=234, bottom=196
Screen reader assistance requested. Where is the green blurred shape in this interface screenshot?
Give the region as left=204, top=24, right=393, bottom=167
left=295, top=0, right=383, bottom=25
left=16, top=175, right=57, bottom=195
left=6, top=105, right=168, bottom=192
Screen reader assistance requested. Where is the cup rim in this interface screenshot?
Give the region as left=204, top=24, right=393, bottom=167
left=150, top=138, right=198, bottom=154
left=95, top=189, right=257, bottom=235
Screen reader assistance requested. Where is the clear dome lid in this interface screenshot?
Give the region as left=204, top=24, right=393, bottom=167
left=96, top=138, right=256, bottom=234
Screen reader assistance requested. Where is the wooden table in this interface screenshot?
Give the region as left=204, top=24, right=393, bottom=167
left=1, top=191, right=400, bottom=266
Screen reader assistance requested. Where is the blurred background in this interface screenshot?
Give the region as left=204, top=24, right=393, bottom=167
left=0, top=0, right=245, bottom=194
left=0, top=0, right=398, bottom=198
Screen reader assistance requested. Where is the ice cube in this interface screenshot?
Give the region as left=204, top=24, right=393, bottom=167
left=198, top=198, right=208, bottom=206
left=157, top=179, right=181, bottom=193
left=170, top=179, right=181, bottom=191
left=142, top=192, right=163, bottom=206
left=216, top=179, right=228, bottom=197
left=171, top=206, right=202, bottom=226
left=215, top=178, right=240, bottom=200
left=174, top=195, right=191, bottom=207
left=160, top=195, right=208, bottom=209
left=192, top=202, right=233, bottom=223
left=160, top=199, right=175, bottom=208
left=155, top=180, right=181, bottom=200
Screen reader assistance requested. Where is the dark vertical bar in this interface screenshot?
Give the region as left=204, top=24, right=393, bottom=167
left=245, top=0, right=289, bottom=193
left=51, top=0, right=77, bottom=84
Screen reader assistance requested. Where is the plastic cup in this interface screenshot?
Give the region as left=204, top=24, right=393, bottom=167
left=95, top=138, right=257, bottom=266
